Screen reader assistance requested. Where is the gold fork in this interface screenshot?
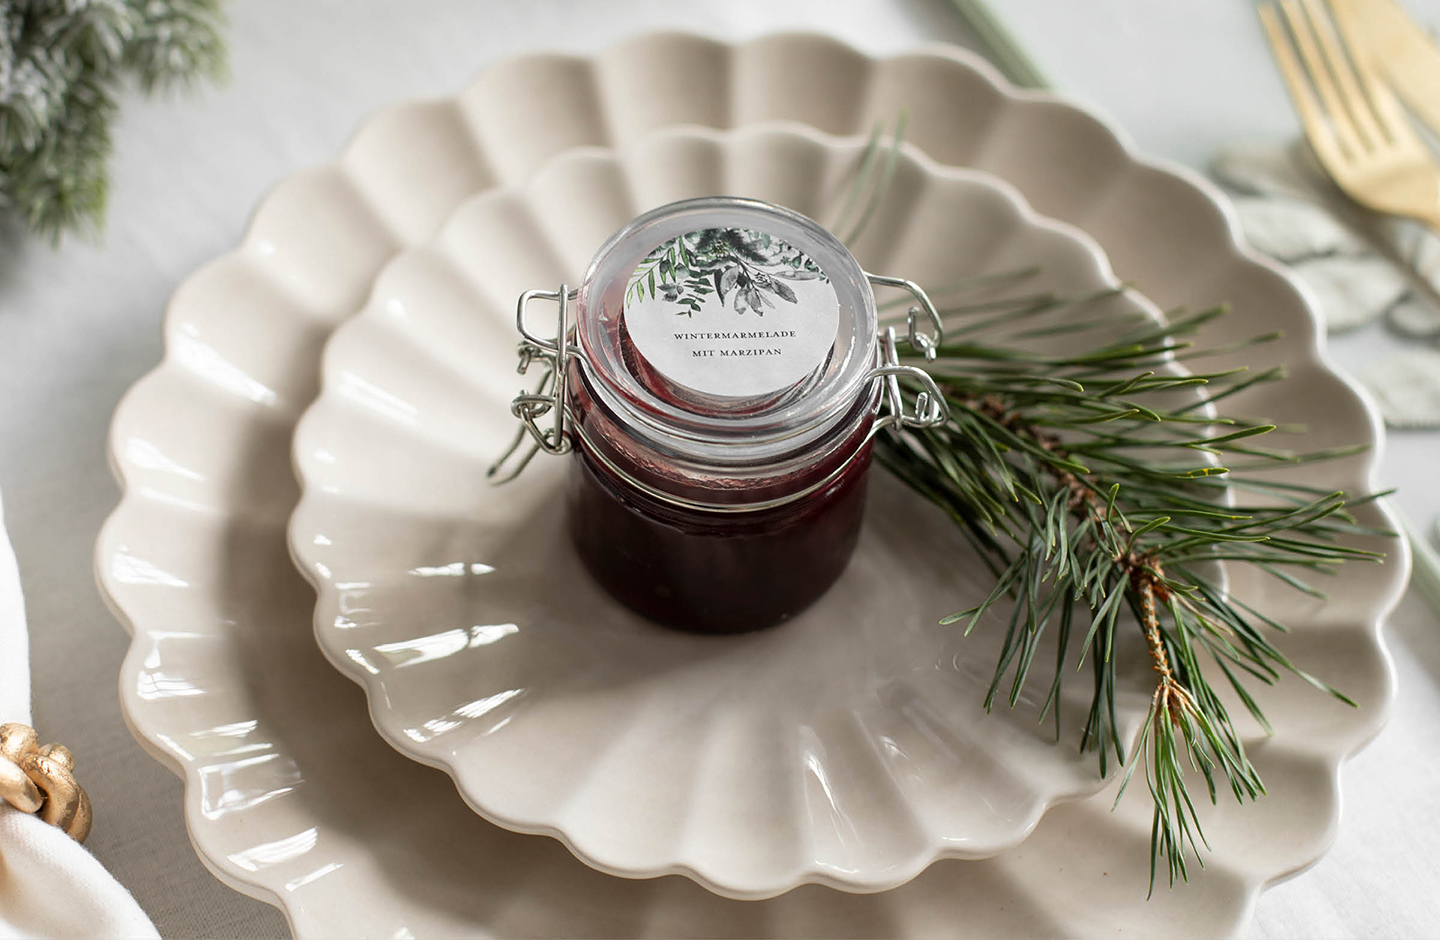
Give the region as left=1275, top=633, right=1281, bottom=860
left=1259, top=0, right=1440, bottom=231
left=1262, top=0, right=1440, bottom=615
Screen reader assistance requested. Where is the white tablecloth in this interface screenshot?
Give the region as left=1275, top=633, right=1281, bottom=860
left=0, top=1, right=1434, bottom=935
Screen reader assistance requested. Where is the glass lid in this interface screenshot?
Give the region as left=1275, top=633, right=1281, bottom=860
left=574, top=197, right=879, bottom=458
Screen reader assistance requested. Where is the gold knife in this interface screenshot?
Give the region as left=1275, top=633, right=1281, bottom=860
left=1331, top=0, right=1440, bottom=135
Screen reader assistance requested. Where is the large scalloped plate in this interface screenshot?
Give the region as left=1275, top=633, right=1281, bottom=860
left=97, top=32, right=1404, bottom=937
left=288, top=124, right=1173, bottom=899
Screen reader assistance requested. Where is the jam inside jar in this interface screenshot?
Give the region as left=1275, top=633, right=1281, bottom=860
left=517, top=197, right=897, bottom=634
left=566, top=367, right=880, bottom=633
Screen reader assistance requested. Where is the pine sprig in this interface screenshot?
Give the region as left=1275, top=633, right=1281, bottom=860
left=877, top=285, right=1381, bottom=890
left=0, top=0, right=227, bottom=243
left=124, top=0, right=227, bottom=92
left=845, top=123, right=1385, bottom=891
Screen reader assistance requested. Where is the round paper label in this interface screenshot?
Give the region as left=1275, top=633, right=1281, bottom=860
left=622, top=227, right=840, bottom=397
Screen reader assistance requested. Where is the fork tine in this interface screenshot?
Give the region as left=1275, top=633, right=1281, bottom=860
left=1300, top=0, right=1383, bottom=149
left=1279, top=0, right=1366, bottom=158
left=1259, top=3, right=1347, bottom=169
left=1326, top=0, right=1424, bottom=151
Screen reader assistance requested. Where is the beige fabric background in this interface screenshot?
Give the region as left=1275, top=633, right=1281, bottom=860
left=0, top=1, right=1435, bottom=935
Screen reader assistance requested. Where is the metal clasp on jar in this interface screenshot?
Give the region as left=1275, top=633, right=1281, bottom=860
left=487, top=284, right=583, bottom=483
left=488, top=273, right=949, bottom=485
left=862, top=274, right=949, bottom=434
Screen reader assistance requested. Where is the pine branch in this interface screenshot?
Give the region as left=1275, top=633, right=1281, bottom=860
left=875, top=284, right=1379, bottom=892
left=5, top=68, right=115, bottom=242
left=125, top=0, right=227, bottom=91
left=0, top=0, right=227, bottom=243
left=845, top=122, right=1384, bottom=891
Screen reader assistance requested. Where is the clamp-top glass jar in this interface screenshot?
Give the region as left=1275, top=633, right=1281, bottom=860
left=490, top=197, right=946, bottom=634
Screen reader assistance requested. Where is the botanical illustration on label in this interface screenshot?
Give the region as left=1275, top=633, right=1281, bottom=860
left=623, top=227, right=841, bottom=397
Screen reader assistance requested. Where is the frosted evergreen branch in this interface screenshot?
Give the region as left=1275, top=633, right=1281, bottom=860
left=0, top=0, right=227, bottom=243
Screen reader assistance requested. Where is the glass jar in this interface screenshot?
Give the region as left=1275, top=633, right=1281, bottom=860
left=492, top=197, right=945, bottom=634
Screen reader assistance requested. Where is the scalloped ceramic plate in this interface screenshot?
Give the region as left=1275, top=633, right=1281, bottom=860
left=98, top=33, right=1405, bottom=937
left=288, top=125, right=1170, bottom=899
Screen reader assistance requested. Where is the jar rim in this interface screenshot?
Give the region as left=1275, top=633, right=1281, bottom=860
left=573, top=197, right=879, bottom=462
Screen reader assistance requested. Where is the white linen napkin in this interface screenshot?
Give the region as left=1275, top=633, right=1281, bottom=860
left=0, top=488, right=158, bottom=939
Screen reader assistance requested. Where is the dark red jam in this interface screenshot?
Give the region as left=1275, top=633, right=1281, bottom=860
left=566, top=364, right=876, bottom=634
left=555, top=197, right=883, bottom=634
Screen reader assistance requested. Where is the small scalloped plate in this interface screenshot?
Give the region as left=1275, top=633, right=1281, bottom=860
left=288, top=124, right=1172, bottom=899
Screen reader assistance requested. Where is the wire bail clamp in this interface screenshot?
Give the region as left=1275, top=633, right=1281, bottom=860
left=487, top=284, right=582, bottom=483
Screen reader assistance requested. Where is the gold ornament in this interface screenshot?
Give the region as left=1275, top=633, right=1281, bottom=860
left=0, top=723, right=91, bottom=842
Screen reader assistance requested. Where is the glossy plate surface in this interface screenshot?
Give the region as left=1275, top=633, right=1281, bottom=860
left=289, top=125, right=1167, bottom=899
left=98, top=33, right=1404, bottom=936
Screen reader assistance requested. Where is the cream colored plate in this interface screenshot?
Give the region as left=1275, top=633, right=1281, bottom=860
left=289, top=125, right=1168, bottom=899
left=98, top=33, right=1405, bottom=936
